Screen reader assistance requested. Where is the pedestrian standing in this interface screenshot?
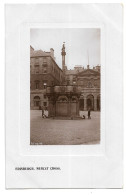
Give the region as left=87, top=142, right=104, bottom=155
left=88, top=108, right=91, bottom=119
left=42, top=106, right=44, bottom=118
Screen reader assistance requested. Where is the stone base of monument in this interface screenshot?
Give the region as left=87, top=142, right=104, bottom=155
left=49, top=116, right=82, bottom=120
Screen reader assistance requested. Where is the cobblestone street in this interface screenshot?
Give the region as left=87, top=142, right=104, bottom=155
left=30, top=110, right=100, bottom=145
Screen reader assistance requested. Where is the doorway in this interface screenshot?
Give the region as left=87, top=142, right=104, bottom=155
left=87, top=95, right=94, bottom=110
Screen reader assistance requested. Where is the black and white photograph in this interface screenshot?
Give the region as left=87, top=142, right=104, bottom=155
left=30, top=28, right=101, bottom=145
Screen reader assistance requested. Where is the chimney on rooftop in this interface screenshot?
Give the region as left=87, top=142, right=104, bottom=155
left=50, top=48, right=54, bottom=59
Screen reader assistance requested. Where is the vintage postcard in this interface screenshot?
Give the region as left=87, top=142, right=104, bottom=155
left=6, top=4, right=123, bottom=188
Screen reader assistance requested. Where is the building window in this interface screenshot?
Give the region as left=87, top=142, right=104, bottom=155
left=34, top=65, right=39, bottom=74
left=43, top=63, right=47, bottom=67
left=35, top=80, right=40, bottom=89
left=44, top=95, right=46, bottom=99
left=35, top=58, right=39, bottom=65
left=36, top=83, right=39, bottom=89
left=67, top=80, right=70, bottom=85
left=43, top=68, right=47, bottom=73
left=34, top=96, right=40, bottom=106
left=87, top=82, right=93, bottom=88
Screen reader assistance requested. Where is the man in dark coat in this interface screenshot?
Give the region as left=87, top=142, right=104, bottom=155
left=42, top=106, right=44, bottom=118
left=88, top=108, right=91, bottom=119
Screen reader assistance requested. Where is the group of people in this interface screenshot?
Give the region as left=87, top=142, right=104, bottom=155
left=82, top=108, right=91, bottom=119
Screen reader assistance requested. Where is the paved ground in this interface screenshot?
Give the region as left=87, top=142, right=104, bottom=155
left=30, top=110, right=100, bottom=145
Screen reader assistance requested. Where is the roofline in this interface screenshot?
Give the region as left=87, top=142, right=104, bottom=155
left=76, top=68, right=100, bottom=76
left=30, top=45, right=34, bottom=50
left=30, top=55, right=63, bottom=73
left=50, top=56, right=63, bottom=72
left=30, top=55, right=50, bottom=58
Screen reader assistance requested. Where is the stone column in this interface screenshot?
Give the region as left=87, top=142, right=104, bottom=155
left=94, top=97, right=97, bottom=111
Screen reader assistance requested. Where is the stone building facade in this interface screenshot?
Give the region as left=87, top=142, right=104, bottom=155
left=30, top=46, right=63, bottom=110
left=64, top=67, right=100, bottom=111
left=30, top=44, right=100, bottom=113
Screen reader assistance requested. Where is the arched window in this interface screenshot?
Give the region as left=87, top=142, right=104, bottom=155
left=34, top=96, right=40, bottom=106
left=87, top=82, right=93, bottom=88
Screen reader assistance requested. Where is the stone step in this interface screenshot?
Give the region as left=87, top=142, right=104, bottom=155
left=49, top=116, right=82, bottom=120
